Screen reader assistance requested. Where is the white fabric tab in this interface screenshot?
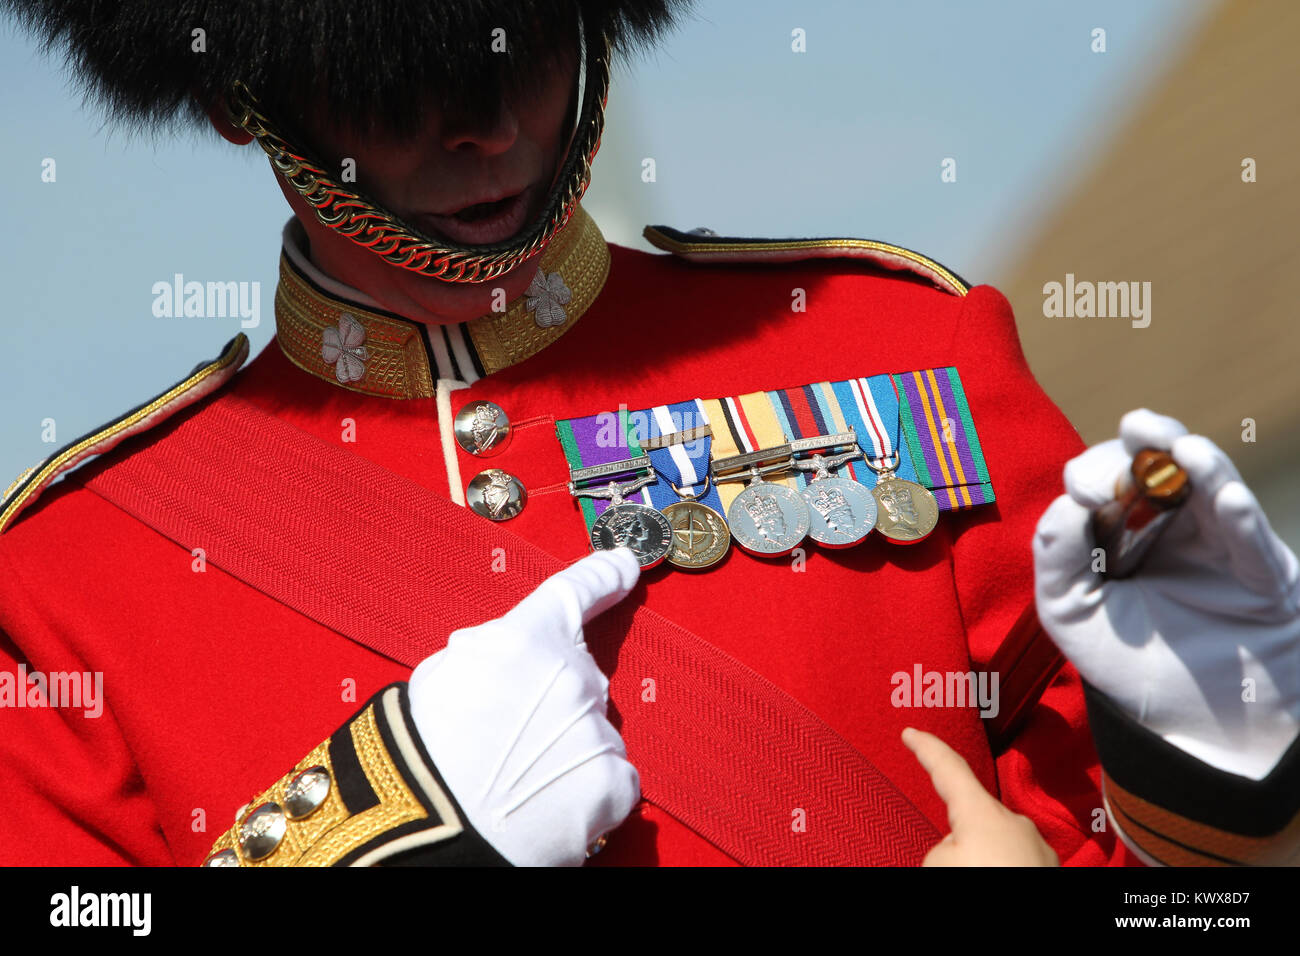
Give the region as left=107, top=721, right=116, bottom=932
left=436, top=378, right=472, bottom=507
left=281, top=219, right=386, bottom=310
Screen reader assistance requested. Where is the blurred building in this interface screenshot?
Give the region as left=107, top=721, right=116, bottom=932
left=997, top=0, right=1299, bottom=541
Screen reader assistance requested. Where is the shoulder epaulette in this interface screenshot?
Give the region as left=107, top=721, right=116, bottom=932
left=642, top=225, right=970, bottom=297
left=1, top=333, right=249, bottom=535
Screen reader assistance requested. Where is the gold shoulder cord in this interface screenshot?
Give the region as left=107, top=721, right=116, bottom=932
left=226, top=31, right=612, bottom=284
left=642, top=227, right=970, bottom=298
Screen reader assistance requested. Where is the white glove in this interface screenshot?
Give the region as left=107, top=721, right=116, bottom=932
left=408, top=548, right=642, bottom=866
left=1034, top=409, right=1300, bottom=780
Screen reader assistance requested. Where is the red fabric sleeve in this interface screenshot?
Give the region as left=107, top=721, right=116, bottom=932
left=947, top=285, right=1140, bottom=867
left=0, top=547, right=175, bottom=866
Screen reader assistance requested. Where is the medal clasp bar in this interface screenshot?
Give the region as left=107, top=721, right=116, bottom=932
left=568, top=454, right=653, bottom=486
left=787, top=429, right=858, bottom=456
left=568, top=459, right=657, bottom=507
left=639, top=425, right=713, bottom=451
left=711, top=444, right=795, bottom=484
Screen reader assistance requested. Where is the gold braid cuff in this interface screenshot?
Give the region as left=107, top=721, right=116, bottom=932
left=202, top=685, right=507, bottom=867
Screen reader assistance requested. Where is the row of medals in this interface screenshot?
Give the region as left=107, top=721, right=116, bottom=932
left=568, top=428, right=940, bottom=570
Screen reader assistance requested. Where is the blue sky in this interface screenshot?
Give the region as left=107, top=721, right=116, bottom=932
left=0, top=0, right=1213, bottom=484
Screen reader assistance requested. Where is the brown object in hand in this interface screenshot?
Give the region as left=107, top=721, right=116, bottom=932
left=1090, top=448, right=1191, bottom=580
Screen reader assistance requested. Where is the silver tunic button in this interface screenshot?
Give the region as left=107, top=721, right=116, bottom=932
left=202, top=849, right=240, bottom=867
left=284, top=766, right=331, bottom=820
left=454, top=401, right=512, bottom=457
left=238, top=803, right=287, bottom=861
left=467, top=469, right=527, bottom=521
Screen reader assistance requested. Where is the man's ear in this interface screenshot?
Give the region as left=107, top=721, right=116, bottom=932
left=203, top=94, right=254, bottom=145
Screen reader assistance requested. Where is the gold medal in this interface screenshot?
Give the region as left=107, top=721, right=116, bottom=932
left=662, top=499, right=730, bottom=569
left=871, top=472, right=939, bottom=544
left=852, top=377, right=942, bottom=545
left=641, top=414, right=730, bottom=570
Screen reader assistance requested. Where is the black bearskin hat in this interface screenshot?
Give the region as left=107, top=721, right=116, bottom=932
left=3, top=1, right=689, bottom=135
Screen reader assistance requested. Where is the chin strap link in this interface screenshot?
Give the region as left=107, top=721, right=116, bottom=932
left=224, top=30, right=611, bottom=284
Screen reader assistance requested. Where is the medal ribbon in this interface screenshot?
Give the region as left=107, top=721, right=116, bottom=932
left=893, top=368, right=994, bottom=511
left=702, top=392, right=798, bottom=511
left=768, top=382, right=863, bottom=490
left=555, top=367, right=995, bottom=535
left=641, top=400, right=725, bottom=514
left=556, top=406, right=653, bottom=529
left=805, top=376, right=922, bottom=490
left=852, top=374, right=898, bottom=467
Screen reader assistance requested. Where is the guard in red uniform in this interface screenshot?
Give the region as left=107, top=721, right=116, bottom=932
left=2, top=1, right=1296, bottom=868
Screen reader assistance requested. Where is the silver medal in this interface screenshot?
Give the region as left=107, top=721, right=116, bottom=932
left=590, top=501, right=673, bottom=569
left=713, top=448, right=809, bottom=558
left=793, top=447, right=875, bottom=548
left=569, top=458, right=672, bottom=569
left=727, top=474, right=810, bottom=557
left=803, top=476, right=877, bottom=548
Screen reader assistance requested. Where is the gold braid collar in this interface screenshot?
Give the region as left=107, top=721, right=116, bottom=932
left=275, top=204, right=610, bottom=399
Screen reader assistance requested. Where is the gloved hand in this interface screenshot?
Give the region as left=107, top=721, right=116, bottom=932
left=1034, top=409, right=1300, bottom=780
left=408, top=548, right=642, bottom=866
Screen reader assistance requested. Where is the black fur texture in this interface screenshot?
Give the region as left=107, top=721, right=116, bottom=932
left=4, top=1, right=688, bottom=135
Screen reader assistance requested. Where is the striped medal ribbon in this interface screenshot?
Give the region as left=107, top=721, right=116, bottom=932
left=895, top=368, right=994, bottom=511
left=853, top=374, right=940, bottom=544
left=704, top=392, right=810, bottom=558
left=558, top=408, right=673, bottom=568
left=640, top=401, right=730, bottom=570
left=767, top=384, right=877, bottom=548
left=553, top=367, right=996, bottom=564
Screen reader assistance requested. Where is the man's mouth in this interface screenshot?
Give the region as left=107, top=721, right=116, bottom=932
left=452, top=196, right=515, bottom=222
left=414, top=183, right=540, bottom=246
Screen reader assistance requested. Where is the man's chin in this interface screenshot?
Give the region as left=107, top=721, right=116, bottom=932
left=286, top=183, right=546, bottom=327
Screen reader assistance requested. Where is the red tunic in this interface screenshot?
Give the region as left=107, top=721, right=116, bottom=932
left=0, top=236, right=1137, bottom=866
